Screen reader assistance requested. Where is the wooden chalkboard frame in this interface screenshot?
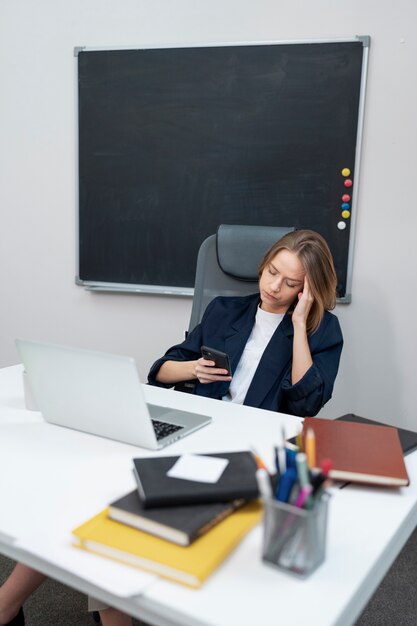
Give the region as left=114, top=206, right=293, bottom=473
left=74, top=36, right=370, bottom=303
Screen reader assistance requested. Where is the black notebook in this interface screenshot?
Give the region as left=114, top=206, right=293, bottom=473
left=335, top=414, right=417, bottom=456
left=133, top=451, right=259, bottom=508
left=109, top=489, right=246, bottom=546
left=288, top=414, right=417, bottom=457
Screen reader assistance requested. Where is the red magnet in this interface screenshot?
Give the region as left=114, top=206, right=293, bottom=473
left=344, top=179, right=353, bottom=188
left=342, top=194, right=351, bottom=202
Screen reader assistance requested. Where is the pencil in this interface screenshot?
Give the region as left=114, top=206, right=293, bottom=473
left=305, top=427, right=316, bottom=469
left=250, top=447, right=269, bottom=472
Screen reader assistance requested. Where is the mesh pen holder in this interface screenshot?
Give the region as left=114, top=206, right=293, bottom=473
left=262, top=493, right=329, bottom=578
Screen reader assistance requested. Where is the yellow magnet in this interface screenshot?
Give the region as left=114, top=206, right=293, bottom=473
left=341, top=167, right=351, bottom=177
left=341, top=210, right=351, bottom=219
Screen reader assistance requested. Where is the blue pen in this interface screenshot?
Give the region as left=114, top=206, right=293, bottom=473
left=275, top=467, right=297, bottom=502
left=285, top=447, right=297, bottom=469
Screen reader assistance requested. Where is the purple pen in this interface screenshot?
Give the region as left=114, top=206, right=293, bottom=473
left=294, top=484, right=313, bottom=508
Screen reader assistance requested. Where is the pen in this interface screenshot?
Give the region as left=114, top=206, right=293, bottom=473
left=274, top=446, right=280, bottom=477
left=250, top=447, right=269, bottom=472
left=313, top=458, right=333, bottom=500
left=311, top=471, right=326, bottom=495
left=310, top=458, right=332, bottom=488
left=295, top=452, right=313, bottom=508
left=256, top=468, right=273, bottom=498
left=277, top=445, right=287, bottom=474
left=320, top=458, right=332, bottom=476
left=276, top=426, right=287, bottom=475
left=305, top=427, right=316, bottom=469
left=295, top=452, right=310, bottom=488
left=285, top=447, right=297, bottom=469
left=275, top=467, right=297, bottom=502
left=294, top=484, right=313, bottom=508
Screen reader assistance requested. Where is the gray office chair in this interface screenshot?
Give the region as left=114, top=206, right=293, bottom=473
left=175, top=224, right=294, bottom=394
left=188, top=224, right=295, bottom=333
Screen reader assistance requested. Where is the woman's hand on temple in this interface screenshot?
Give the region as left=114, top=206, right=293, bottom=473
left=292, top=275, right=314, bottom=328
left=290, top=275, right=314, bottom=385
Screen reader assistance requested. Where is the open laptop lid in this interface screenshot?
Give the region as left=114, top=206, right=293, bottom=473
left=16, top=338, right=160, bottom=449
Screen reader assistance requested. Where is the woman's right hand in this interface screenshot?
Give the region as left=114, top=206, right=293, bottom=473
left=194, top=358, right=232, bottom=384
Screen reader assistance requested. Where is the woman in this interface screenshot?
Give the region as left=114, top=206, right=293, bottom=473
left=148, top=229, right=343, bottom=416
left=0, top=231, right=341, bottom=626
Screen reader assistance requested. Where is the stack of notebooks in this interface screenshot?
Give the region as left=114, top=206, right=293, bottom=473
left=301, top=416, right=411, bottom=487
left=72, top=451, right=262, bottom=588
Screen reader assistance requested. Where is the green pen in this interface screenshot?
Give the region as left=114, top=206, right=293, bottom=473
left=295, top=452, right=311, bottom=488
left=295, top=452, right=314, bottom=509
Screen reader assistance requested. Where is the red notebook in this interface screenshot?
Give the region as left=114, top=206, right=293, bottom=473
left=302, top=417, right=410, bottom=487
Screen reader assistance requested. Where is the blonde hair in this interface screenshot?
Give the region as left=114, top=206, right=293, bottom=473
left=258, top=230, right=337, bottom=334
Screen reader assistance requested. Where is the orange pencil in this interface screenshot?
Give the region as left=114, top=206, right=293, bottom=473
left=250, top=447, right=268, bottom=472
left=305, top=427, right=316, bottom=469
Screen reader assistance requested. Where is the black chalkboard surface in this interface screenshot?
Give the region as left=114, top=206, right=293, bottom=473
left=77, top=39, right=369, bottom=300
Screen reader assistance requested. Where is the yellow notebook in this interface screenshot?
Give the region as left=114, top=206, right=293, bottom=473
left=72, top=500, right=262, bottom=588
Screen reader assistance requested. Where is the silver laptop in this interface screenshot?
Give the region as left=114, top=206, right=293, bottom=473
left=16, top=338, right=211, bottom=449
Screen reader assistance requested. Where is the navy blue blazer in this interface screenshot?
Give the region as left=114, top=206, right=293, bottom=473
left=148, top=293, right=343, bottom=416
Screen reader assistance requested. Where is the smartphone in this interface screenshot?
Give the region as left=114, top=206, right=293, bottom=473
left=201, top=346, right=231, bottom=375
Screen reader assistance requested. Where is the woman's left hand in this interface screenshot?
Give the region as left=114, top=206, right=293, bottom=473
left=292, top=276, right=314, bottom=327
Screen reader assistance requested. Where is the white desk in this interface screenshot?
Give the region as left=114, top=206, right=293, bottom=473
left=1, top=364, right=416, bottom=626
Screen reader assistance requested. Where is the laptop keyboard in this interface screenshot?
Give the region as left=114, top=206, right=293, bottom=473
left=151, top=419, right=183, bottom=441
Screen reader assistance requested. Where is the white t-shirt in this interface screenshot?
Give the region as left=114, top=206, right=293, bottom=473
left=222, top=306, right=284, bottom=405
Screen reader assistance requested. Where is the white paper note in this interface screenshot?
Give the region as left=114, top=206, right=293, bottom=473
left=167, top=454, right=229, bottom=483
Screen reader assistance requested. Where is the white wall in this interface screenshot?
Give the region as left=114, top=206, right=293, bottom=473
left=1, top=0, right=416, bottom=427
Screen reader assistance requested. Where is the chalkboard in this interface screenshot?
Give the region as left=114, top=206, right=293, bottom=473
left=76, top=38, right=369, bottom=301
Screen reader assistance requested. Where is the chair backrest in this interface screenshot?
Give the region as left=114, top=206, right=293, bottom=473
left=188, top=224, right=295, bottom=333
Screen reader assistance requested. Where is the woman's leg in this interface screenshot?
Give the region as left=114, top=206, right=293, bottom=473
left=0, top=564, right=46, bottom=625
left=0, top=566, right=132, bottom=626
left=88, top=597, right=132, bottom=626
left=99, top=607, right=132, bottom=626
